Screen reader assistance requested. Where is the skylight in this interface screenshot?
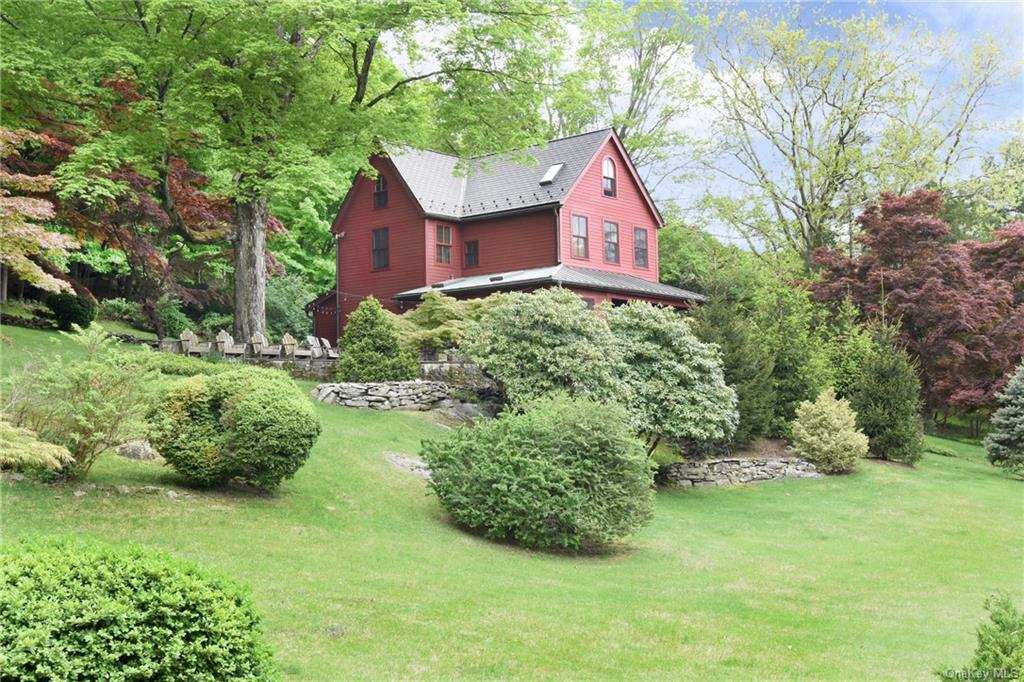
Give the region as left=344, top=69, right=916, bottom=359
left=539, top=163, right=564, bottom=186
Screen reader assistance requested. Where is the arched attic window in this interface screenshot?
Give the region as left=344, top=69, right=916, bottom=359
left=373, top=175, right=388, bottom=208
left=602, top=157, right=616, bottom=197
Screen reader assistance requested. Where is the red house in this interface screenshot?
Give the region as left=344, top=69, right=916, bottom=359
left=309, top=128, right=703, bottom=340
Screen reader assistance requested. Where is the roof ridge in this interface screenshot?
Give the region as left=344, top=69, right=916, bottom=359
left=467, top=128, right=612, bottom=161
left=392, top=128, right=613, bottom=163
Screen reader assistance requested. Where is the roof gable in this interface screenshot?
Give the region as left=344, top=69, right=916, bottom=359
left=384, top=129, right=616, bottom=220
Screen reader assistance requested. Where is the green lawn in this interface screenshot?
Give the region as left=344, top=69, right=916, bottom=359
left=2, top=325, right=1022, bottom=679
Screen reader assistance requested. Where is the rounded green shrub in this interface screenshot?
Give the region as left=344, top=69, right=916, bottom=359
left=850, top=326, right=924, bottom=465
left=790, top=388, right=869, bottom=474
left=0, top=537, right=275, bottom=681
left=45, top=292, right=96, bottom=331
left=336, top=297, right=418, bottom=382
left=421, top=394, right=654, bottom=551
left=150, top=367, right=321, bottom=489
left=461, top=287, right=625, bottom=405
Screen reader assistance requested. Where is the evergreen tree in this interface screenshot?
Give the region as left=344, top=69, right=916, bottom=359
left=851, top=325, right=924, bottom=464
left=984, top=364, right=1024, bottom=477
left=694, top=294, right=775, bottom=446
left=336, top=298, right=418, bottom=383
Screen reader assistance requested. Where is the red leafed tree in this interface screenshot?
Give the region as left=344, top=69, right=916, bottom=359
left=811, top=190, right=1024, bottom=417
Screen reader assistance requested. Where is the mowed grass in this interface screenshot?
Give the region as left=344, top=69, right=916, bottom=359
left=2, top=325, right=1022, bottom=679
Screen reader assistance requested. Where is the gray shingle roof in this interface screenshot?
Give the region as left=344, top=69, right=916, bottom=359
left=393, top=264, right=705, bottom=304
left=387, top=129, right=612, bottom=220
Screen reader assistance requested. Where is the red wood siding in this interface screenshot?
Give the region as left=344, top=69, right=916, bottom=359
left=560, top=137, right=660, bottom=281
left=425, top=220, right=461, bottom=284
left=333, top=157, right=425, bottom=331
left=457, top=210, right=558, bottom=276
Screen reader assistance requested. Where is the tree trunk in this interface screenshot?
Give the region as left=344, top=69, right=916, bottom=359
left=233, top=196, right=268, bottom=340
left=0, top=265, right=8, bottom=305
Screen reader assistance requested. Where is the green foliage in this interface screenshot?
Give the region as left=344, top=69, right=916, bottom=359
left=818, top=301, right=875, bottom=400
left=198, top=311, right=236, bottom=337
left=753, top=281, right=832, bottom=438
left=461, top=287, right=624, bottom=405
left=421, top=394, right=654, bottom=551
left=127, top=348, right=232, bottom=378
left=851, top=326, right=924, bottom=465
left=606, top=301, right=737, bottom=451
left=937, top=592, right=1024, bottom=681
left=157, top=295, right=192, bottom=338
left=336, top=297, right=418, bottom=382
left=943, top=135, right=1024, bottom=240
left=6, top=325, right=154, bottom=478
left=694, top=291, right=776, bottom=446
left=266, top=274, right=312, bottom=339
left=0, top=416, right=73, bottom=472
left=985, top=363, right=1024, bottom=476
left=97, top=297, right=144, bottom=325
left=149, top=366, right=320, bottom=489
left=392, top=291, right=505, bottom=353
left=45, top=292, right=96, bottom=331
left=0, top=537, right=275, bottom=680
left=790, top=389, right=868, bottom=474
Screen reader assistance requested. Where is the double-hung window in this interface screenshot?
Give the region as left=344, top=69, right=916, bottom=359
left=571, top=215, right=588, bottom=258
left=371, top=227, right=389, bottom=270
left=464, top=240, right=479, bottom=267
left=602, top=158, right=616, bottom=197
left=436, top=224, right=453, bottom=264
left=604, top=221, right=619, bottom=263
left=634, top=227, right=648, bottom=268
left=373, top=176, right=388, bottom=208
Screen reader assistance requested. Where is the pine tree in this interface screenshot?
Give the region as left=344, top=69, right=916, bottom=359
left=850, top=324, right=924, bottom=464
left=694, top=295, right=775, bottom=446
left=985, top=364, right=1024, bottom=477
left=336, top=298, right=418, bottom=383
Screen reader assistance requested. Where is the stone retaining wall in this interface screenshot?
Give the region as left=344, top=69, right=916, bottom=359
left=657, top=456, right=820, bottom=488
left=312, top=381, right=451, bottom=411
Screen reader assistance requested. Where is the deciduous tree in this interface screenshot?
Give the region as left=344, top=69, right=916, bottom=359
left=811, top=190, right=1024, bottom=416
left=697, top=6, right=1008, bottom=265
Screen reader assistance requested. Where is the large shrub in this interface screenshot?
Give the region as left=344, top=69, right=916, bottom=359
left=607, top=301, right=737, bottom=453
left=0, top=538, right=275, bottom=680
left=985, top=363, right=1024, bottom=476
left=45, top=292, right=96, bottom=331
left=336, top=297, right=418, bottom=382
left=461, top=287, right=625, bottom=405
left=150, top=367, right=321, bottom=489
left=693, top=291, right=775, bottom=446
left=266, top=273, right=312, bottom=339
left=850, top=325, right=924, bottom=465
left=938, top=592, right=1024, bottom=681
left=392, top=291, right=505, bottom=352
left=421, top=395, right=654, bottom=551
left=752, top=283, right=832, bottom=438
left=6, top=325, right=154, bottom=478
left=790, top=388, right=868, bottom=474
